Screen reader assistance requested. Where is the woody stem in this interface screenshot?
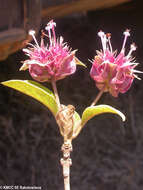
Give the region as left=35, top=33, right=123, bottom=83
left=61, top=141, right=72, bottom=190
left=51, top=80, right=61, bottom=109
left=91, top=85, right=105, bottom=106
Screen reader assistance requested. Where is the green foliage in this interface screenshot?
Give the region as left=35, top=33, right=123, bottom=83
left=72, top=105, right=125, bottom=139
left=81, top=105, right=126, bottom=127
left=1, top=80, right=58, bottom=116
left=72, top=111, right=82, bottom=139
left=1, top=81, right=126, bottom=140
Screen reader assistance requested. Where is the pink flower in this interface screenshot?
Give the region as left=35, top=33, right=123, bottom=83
left=20, top=20, right=77, bottom=82
left=90, top=30, right=142, bottom=97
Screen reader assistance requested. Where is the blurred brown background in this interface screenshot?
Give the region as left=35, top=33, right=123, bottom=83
left=0, top=0, right=143, bottom=189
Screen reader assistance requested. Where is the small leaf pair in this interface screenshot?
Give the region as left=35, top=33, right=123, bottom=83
left=1, top=80, right=125, bottom=140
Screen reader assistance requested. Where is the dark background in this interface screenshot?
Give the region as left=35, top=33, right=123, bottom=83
left=0, top=0, right=143, bottom=189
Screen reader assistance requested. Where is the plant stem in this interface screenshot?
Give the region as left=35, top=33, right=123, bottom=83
left=51, top=80, right=61, bottom=109
left=51, top=81, right=73, bottom=189
left=91, top=85, right=105, bottom=106
left=61, top=141, right=72, bottom=190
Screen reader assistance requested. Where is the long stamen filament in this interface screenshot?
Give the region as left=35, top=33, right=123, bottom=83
left=45, top=20, right=56, bottom=46
left=108, top=38, right=112, bottom=52
left=45, top=25, right=52, bottom=46
left=48, top=29, right=52, bottom=45
left=121, top=29, right=130, bottom=52
left=106, top=33, right=112, bottom=53
left=52, top=27, right=56, bottom=46
left=29, top=30, right=40, bottom=48
left=98, top=31, right=107, bottom=55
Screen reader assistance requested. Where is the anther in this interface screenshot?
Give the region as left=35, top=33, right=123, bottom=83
left=123, top=29, right=130, bottom=37
left=130, top=43, right=137, bottom=51
left=45, top=20, right=56, bottom=31
left=29, top=30, right=36, bottom=36
left=98, top=30, right=105, bottom=37
left=126, top=43, right=137, bottom=59
left=106, top=33, right=111, bottom=38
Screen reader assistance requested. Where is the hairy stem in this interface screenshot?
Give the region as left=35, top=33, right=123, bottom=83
left=91, top=85, right=105, bottom=106
left=61, top=141, right=72, bottom=190
left=51, top=80, right=61, bottom=109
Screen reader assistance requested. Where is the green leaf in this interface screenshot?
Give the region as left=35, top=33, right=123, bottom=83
left=75, top=57, right=87, bottom=68
left=81, top=105, right=126, bottom=127
left=72, top=111, right=82, bottom=139
left=1, top=80, right=58, bottom=116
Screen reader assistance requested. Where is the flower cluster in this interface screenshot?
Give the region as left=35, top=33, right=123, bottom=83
left=90, top=30, right=142, bottom=97
left=20, top=20, right=76, bottom=82
left=21, top=20, right=142, bottom=97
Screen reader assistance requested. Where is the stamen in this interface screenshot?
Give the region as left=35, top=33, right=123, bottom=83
left=126, top=43, right=137, bottom=59
left=52, top=26, right=56, bottom=46
left=40, top=30, right=45, bottom=47
left=46, top=20, right=56, bottom=30
left=60, top=36, right=64, bottom=45
left=27, top=43, right=37, bottom=48
left=121, top=29, right=130, bottom=53
left=131, top=43, right=137, bottom=51
left=98, top=30, right=107, bottom=55
left=45, top=20, right=56, bottom=46
left=124, top=29, right=130, bottom=37
left=98, top=31, right=105, bottom=38
left=29, top=30, right=40, bottom=48
left=106, top=33, right=112, bottom=53
left=29, top=30, right=35, bottom=36
left=45, top=26, right=52, bottom=45
left=23, top=48, right=31, bottom=54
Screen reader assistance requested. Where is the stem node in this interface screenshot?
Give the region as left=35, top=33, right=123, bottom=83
left=61, top=141, right=72, bottom=190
